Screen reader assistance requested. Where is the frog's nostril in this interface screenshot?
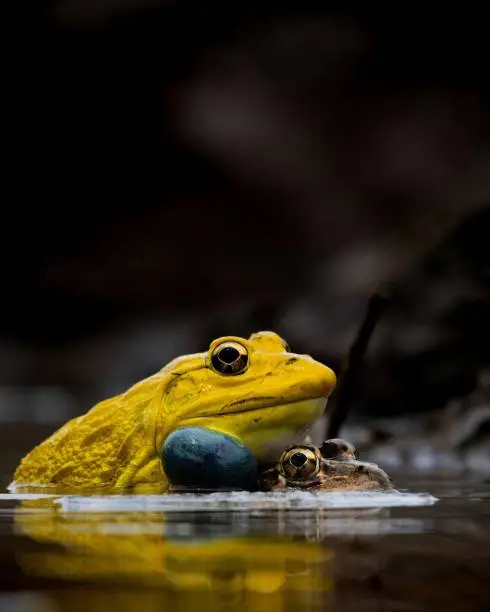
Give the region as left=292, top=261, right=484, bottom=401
left=290, top=452, right=307, bottom=467
left=286, top=357, right=298, bottom=365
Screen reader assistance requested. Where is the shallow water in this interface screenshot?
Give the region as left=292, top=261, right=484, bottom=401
left=0, top=475, right=489, bottom=612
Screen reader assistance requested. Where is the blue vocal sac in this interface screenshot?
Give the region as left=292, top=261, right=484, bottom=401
left=161, top=427, right=259, bottom=491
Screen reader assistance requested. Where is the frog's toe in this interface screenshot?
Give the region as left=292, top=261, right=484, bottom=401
left=161, top=427, right=258, bottom=491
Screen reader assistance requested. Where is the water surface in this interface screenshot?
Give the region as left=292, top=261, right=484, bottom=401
left=0, top=475, right=489, bottom=611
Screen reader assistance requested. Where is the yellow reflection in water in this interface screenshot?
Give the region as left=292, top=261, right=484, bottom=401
left=13, top=497, right=333, bottom=612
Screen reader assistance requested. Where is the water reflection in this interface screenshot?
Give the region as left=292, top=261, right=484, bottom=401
left=7, top=485, right=489, bottom=612
left=13, top=496, right=334, bottom=611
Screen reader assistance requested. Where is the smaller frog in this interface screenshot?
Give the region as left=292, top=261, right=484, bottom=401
left=260, top=438, right=394, bottom=492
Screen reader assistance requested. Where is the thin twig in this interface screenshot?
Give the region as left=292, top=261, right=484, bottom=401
left=326, top=286, right=392, bottom=439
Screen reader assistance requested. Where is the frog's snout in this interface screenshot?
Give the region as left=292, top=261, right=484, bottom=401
left=319, top=365, right=337, bottom=396
left=290, top=358, right=337, bottom=399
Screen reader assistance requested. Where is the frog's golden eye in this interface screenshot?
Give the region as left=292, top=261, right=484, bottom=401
left=278, top=446, right=321, bottom=480
left=211, top=341, right=249, bottom=375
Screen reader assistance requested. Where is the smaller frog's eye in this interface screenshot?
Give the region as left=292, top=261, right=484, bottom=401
left=320, top=438, right=359, bottom=460
left=278, top=446, right=321, bottom=480
left=211, top=341, right=249, bottom=375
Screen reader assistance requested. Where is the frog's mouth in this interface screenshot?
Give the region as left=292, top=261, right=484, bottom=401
left=283, top=477, right=322, bottom=489
left=183, top=394, right=328, bottom=423
left=223, top=396, right=278, bottom=412
left=217, top=393, right=328, bottom=416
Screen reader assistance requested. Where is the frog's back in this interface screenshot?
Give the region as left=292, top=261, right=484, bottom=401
left=12, top=374, right=165, bottom=490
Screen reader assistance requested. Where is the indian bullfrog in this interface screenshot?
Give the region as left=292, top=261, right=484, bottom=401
left=11, top=331, right=336, bottom=491
left=260, top=438, right=394, bottom=492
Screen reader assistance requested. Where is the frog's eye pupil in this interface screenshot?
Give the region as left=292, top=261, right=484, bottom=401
left=219, top=346, right=239, bottom=364
left=211, top=341, right=249, bottom=375
left=290, top=452, right=307, bottom=468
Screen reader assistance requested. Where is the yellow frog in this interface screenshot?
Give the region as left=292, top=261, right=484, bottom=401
left=11, top=331, right=336, bottom=491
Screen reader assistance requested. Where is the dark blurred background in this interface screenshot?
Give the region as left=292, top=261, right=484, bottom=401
left=2, top=0, right=490, bottom=481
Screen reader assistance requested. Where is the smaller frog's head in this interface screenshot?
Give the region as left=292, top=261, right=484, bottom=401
left=260, top=439, right=394, bottom=492
left=155, top=331, right=336, bottom=464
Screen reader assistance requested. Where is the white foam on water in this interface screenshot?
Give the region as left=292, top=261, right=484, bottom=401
left=54, top=490, right=438, bottom=513
left=0, top=493, right=57, bottom=500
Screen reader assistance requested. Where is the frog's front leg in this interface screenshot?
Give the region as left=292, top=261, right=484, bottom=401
left=114, top=446, right=160, bottom=489
left=124, top=454, right=170, bottom=491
